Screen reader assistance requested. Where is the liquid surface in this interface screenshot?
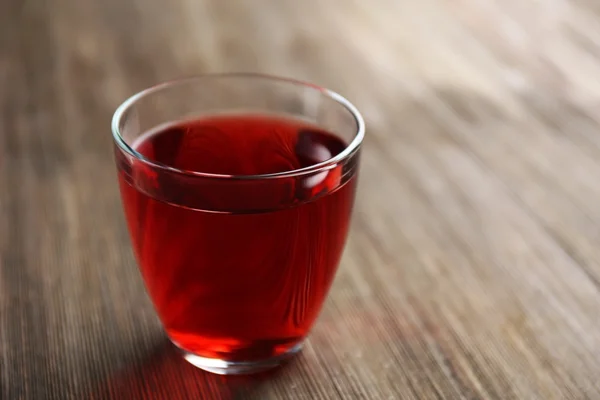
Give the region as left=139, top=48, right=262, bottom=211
left=136, top=115, right=346, bottom=175
left=117, top=115, right=357, bottom=361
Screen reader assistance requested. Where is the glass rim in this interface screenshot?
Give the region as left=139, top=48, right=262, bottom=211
left=111, top=73, right=365, bottom=181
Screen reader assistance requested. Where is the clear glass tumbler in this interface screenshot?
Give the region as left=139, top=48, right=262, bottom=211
left=111, top=74, right=364, bottom=374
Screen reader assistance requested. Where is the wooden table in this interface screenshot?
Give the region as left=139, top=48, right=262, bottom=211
left=2, top=0, right=600, bottom=398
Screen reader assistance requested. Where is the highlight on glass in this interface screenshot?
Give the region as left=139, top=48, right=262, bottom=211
left=111, top=74, right=365, bottom=375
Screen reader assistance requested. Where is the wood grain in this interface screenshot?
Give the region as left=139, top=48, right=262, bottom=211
left=2, top=0, right=600, bottom=398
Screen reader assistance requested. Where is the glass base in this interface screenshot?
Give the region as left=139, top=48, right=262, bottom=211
left=173, top=341, right=304, bottom=375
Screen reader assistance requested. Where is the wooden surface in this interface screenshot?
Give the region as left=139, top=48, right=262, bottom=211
left=2, top=0, right=600, bottom=398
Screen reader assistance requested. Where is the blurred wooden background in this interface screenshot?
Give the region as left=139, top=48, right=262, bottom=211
left=2, top=0, right=600, bottom=398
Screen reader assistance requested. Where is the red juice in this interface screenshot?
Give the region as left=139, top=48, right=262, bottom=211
left=116, top=114, right=358, bottom=361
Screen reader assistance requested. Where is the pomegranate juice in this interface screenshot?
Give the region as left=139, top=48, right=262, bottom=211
left=116, top=114, right=357, bottom=361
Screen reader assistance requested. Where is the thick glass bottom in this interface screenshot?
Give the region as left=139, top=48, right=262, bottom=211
left=172, top=340, right=304, bottom=375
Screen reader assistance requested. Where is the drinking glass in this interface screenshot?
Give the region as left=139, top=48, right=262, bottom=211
left=111, top=74, right=364, bottom=374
